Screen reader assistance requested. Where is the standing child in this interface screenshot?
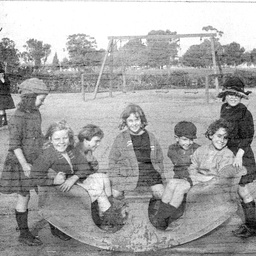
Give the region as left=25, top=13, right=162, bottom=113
left=188, top=119, right=234, bottom=186
left=0, top=78, right=49, bottom=246
left=31, top=121, right=121, bottom=234
left=0, top=67, right=15, bottom=127
left=218, top=76, right=256, bottom=238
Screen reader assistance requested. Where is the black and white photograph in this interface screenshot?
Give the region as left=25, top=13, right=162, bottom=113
left=1, top=1, right=256, bottom=255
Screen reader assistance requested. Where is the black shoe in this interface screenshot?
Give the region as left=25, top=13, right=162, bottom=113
left=232, top=224, right=256, bottom=238
left=50, top=225, right=71, bottom=241
left=18, top=232, right=43, bottom=246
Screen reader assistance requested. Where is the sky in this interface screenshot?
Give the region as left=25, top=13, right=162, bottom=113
left=1, top=1, right=256, bottom=63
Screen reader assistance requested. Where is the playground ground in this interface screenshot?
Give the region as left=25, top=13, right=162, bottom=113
left=1, top=89, right=256, bottom=255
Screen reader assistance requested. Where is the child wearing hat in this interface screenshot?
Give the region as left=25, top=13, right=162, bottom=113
left=0, top=67, right=15, bottom=127
left=218, top=76, right=256, bottom=238
left=0, top=78, right=49, bottom=246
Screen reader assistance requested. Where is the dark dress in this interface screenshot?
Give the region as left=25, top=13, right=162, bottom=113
left=0, top=75, right=15, bottom=110
left=130, top=131, right=162, bottom=188
left=220, top=103, right=256, bottom=185
left=0, top=108, right=44, bottom=195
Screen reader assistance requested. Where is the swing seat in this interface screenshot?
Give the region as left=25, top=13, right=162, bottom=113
left=37, top=165, right=246, bottom=252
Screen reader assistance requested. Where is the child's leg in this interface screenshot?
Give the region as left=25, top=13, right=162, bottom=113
left=165, top=179, right=191, bottom=208
left=79, top=173, right=111, bottom=215
left=15, top=193, right=42, bottom=246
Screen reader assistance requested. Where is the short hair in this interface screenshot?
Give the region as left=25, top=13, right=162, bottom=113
left=44, top=120, right=75, bottom=147
left=118, top=103, right=148, bottom=130
left=205, top=118, right=230, bottom=139
left=78, top=124, right=104, bottom=142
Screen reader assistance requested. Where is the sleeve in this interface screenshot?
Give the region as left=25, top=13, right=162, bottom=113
left=108, top=135, right=122, bottom=180
left=154, top=136, right=165, bottom=175
left=8, top=114, right=24, bottom=151
left=217, top=149, right=234, bottom=173
left=237, top=110, right=254, bottom=152
left=73, top=150, right=95, bottom=179
left=30, top=149, right=55, bottom=186
left=188, top=149, right=201, bottom=177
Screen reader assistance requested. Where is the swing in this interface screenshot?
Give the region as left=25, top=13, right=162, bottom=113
left=37, top=165, right=245, bottom=252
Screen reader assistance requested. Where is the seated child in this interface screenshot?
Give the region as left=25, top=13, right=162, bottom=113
left=188, top=119, right=234, bottom=185
left=30, top=121, right=120, bottom=237
left=75, top=124, right=125, bottom=229
left=165, top=121, right=201, bottom=215
left=108, top=104, right=190, bottom=230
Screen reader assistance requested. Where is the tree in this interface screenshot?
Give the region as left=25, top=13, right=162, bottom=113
left=60, top=57, right=70, bottom=70
left=22, top=39, right=51, bottom=69
left=52, top=52, right=60, bottom=70
left=146, top=30, right=179, bottom=68
left=114, top=39, right=148, bottom=68
left=66, top=33, right=103, bottom=70
left=182, top=39, right=221, bottom=68
left=0, top=38, right=20, bottom=72
left=222, top=42, right=245, bottom=66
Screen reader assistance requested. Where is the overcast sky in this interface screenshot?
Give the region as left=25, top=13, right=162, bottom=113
left=1, top=1, right=256, bottom=62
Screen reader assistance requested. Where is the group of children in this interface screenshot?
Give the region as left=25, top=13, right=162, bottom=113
left=0, top=75, right=256, bottom=246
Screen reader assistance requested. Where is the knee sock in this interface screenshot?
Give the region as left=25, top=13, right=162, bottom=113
left=3, top=113, right=7, bottom=125
left=15, top=210, right=30, bottom=237
left=242, top=201, right=256, bottom=229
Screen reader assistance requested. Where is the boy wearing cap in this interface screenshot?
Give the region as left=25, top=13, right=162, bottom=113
left=150, top=121, right=200, bottom=230
left=0, top=78, right=49, bottom=246
left=218, top=76, right=256, bottom=238
left=167, top=121, right=200, bottom=181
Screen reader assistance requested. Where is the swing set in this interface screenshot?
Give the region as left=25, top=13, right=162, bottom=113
left=88, top=33, right=219, bottom=101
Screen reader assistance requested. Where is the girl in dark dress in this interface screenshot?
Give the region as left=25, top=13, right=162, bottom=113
left=0, top=78, right=49, bottom=246
left=109, top=104, right=187, bottom=230
left=218, top=76, right=256, bottom=238
left=0, top=68, right=15, bottom=127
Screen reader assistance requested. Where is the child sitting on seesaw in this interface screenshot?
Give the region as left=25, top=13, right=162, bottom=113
left=30, top=121, right=123, bottom=238
left=75, top=124, right=125, bottom=229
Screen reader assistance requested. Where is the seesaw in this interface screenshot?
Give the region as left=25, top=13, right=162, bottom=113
left=37, top=165, right=246, bottom=252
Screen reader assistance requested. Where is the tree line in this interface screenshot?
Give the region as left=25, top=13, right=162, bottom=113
left=1, top=28, right=256, bottom=75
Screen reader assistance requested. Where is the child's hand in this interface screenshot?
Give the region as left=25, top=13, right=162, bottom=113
left=22, top=163, right=32, bottom=177
left=59, top=175, right=79, bottom=192
left=233, top=155, right=243, bottom=168
left=54, top=172, right=66, bottom=185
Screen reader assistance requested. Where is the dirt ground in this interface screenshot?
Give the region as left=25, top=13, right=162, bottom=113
left=1, top=88, right=256, bottom=255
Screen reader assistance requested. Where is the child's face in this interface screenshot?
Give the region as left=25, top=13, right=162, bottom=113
left=126, top=113, right=142, bottom=134
left=83, top=136, right=101, bottom=152
left=226, top=93, right=241, bottom=107
left=35, top=94, right=47, bottom=108
left=210, top=127, right=228, bottom=150
left=175, top=136, right=194, bottom=150
left=51, top=129, right=70, bottom=153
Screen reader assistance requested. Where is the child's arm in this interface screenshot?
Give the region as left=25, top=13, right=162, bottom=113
left=188, top=149, right=215, bottom=185
left=14, top=148, right=32, bottom=177
left=30, top=149, right=56, bottom=186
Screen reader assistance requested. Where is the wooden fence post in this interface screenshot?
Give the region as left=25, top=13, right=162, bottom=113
left=81, top=73, right=85, bottom=102
left=205, top=75, right=209, bottom=104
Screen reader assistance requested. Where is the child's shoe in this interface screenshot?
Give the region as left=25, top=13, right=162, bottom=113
left=18, top=231, right=43, bottom=246
left=232, top=224, right=256, bottom=238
